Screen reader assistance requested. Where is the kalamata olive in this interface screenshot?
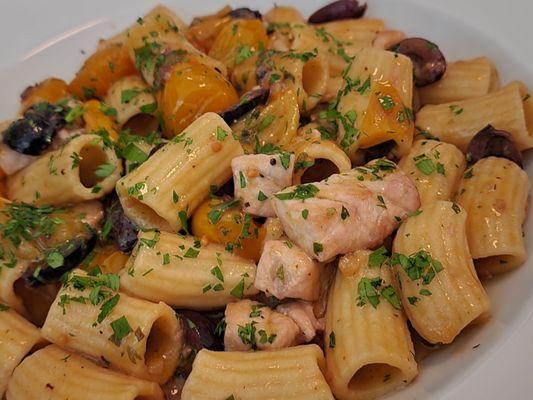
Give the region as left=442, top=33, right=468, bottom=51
left=389, top=38, right=446, bottom=86
left=3, top=102, right=65, bottom=155
left=466, top=125, right=523, bottom=168
left=105, top=195, right=139, bottom=252
left=228, top=7, right=262, bottom=20
left=363, top=140, right=399, bottom=163
left=308, top=0, right=367, bottom=24
left=219, top=87, right=269, bottom=124
left=178, top=310, right=224, bottom=351
left=27, top=235, right=97, bottom=287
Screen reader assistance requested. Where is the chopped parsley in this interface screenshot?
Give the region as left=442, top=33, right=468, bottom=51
left=110, top=315, right=132, bottom=344
left=368, top=246, right=388, bottom=268
left=274, top=184, right=319, bottom=201
left=378, top=94, right=395, bottom=110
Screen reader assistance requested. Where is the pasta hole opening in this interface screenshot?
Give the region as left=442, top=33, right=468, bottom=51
left=302, top=58, right=326, bottom=100
left=123, top=197, right=173, bottom=232
left=474, top=254, right=519, bottom=278
left=13, top=279, right=60, bottom=327
left=348, top=363, right=402, bottom=392
left=301, top=159, right=340, bottom=184
left=144, top=314, right=182, bottom=380
left=79, top=145, right=109, bottom=188
left=123, top=113, right=159, bottom=137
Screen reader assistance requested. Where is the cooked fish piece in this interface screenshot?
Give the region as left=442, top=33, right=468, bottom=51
left=276, top=300, right=325, bottom=342
left=232, top=153, right=294, bottom=217
left=224, top=299, right=300, bottom=351
left=271, top=159, right=420, bottom=261
left=255, top=239, right=320, bottom=301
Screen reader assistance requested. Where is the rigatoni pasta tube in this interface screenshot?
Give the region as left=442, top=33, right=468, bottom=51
left=336, top=47, right=414, bottom=159
left=0, top=308, right=43, bottom=397
left=120, top=231, right=258, bottom=309
left=8, top=133, right=122, bottom=205
left=181, top=344, right=334, bottom=400
left=456, top=157, right=529, bottom=277
left=105, top=75, right=158, bottom=136
left=116, top=112, right=243, bottom=232
left=415, top=82, right=533, bottom=151
left=325, top=251, right=417, bottom=400
left=231, top=89, right=299, bottom=153
left=0, top=261, right=59, bottom=327
left=6, top=345, right=164, bottom=400
left=392, top=201, right=491, bottom=344
left=289, top=128, right=352, bottom=184
left=41, top=269, right=182, bottom=384
left=398, top=139, right=466, bottom=206
left=417, top=57, right=499, bottom=106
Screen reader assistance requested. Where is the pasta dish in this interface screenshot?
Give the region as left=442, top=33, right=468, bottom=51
left=0, top=1, right=531, bottom=399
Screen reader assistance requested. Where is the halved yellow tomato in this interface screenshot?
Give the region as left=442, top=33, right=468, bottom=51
left=192, top=198, right=265, bottom=262
left=20, top=78, right=70, bottom=112
left=158, top=59, right=238, bottom=137
left=209, top=19, right=268, bottom=70
left=69, top=44, right=138, bottom=100
left=358, top=82, right=414, bottom=155
left=82, top=100, right=119, bottom=140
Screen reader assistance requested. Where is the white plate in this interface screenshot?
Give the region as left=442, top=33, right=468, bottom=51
left=0, top=1, right=531, bottom=398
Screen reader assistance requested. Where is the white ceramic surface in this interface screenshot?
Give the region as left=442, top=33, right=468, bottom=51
left=0, top=1, right=531, bottom=398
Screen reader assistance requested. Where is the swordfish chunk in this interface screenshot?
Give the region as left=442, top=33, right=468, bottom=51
left=271, top=159, right=420, bottom=262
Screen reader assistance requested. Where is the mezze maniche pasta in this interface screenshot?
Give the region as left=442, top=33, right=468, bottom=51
left=0, top=1, right=531, bottom=400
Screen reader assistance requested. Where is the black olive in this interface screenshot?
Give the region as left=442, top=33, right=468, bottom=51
left=466, top=125, right=523, bottom=168
left=219, top=87, right=269, bottom=124
left=389, top=38, right=446, bottom=87
left=228, top=7, right=262, bottom=20
left=27, top=235, right=97, bottom=287
left=178, top=310, right=224, bottom=351
left=3, top=102, right=64, bottom=155
left=104, top=195, right=139, bottom=252
left=363, top=140, right=399, bottom=163
left=308, top=0, right=367, bottom=24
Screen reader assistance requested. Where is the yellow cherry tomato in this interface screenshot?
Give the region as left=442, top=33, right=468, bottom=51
left=20, top=78, right=70, bottom=112
left=82, top=100, right=119, bottom=140
left=359, top=81, right=414, bottom=155
left=69, top=44, right=137, bottom=100
left=192, top=198, right=265, bottom=262
left=209, top=19, right=268, bottom=70
left=158, top=59, right=238, bottom=137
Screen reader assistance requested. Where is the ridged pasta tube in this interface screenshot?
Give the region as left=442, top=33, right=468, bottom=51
left=7, top=133, right=122, bottom=205
left=418, top=57, right=499, bottom=105
left=0, top=308, right=44, bottom=396
left=392, top=201, right=491, bottom=344
left=105, top=75, right=158, bottom=136
left=181, top=344, right=334, bottom=400
left=415, top=82, right=533, bottom=151
left=398, top=139, right=466, bottom=206
left=41, top=270, right=182, bottom=384
left=6, top=345, right=164, bottom=400
left=116, top=112, right=243, bottom=232
left=120, top=231, right=258, bottom=309
left=325, top=250, right=417, bottom=400
left=456, top=157, right=529, bottom=277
